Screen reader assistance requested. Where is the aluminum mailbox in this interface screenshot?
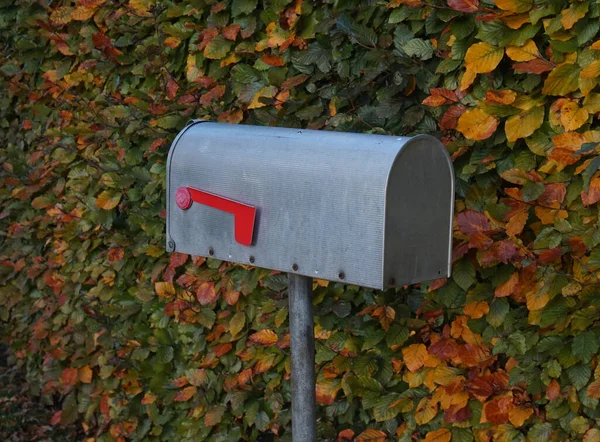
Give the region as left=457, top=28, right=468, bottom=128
left=166, top=121, right=454, bottom=289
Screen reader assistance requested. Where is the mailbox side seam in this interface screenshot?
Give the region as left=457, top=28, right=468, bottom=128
left=166, top=120, right=207, bottom=250
left=382, top=135, right=455, bottom=288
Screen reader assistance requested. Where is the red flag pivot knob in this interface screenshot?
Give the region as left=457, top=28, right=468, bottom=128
left=175, top=187, right=192, bottom=209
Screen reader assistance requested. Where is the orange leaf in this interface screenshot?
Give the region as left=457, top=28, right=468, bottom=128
left=338, top=429, right=355, bottom=441
left=485, top=89, right=516, bottom=105
left=582, top=176, right=600, bottom=206
left=155, top=282, right=175, bottom=297
left=108, top=247, right=125, bottom=262
left=560, top=102, right=589, bottom=131
left=483, top=394, right=513, bottom=424
left=61, top=367, right=78, bottom=386
left=508, top=407, right=534, bottom=427
left=464, top=301, right=489, bottom=319
left=262, top=53, right=285, bottom=66
left=402, top=343, right=428, bottom=373
left=316, top=378, right=342, bottom=405
left=547, top=379, right=561, bottom=400
left=457, top=108, right=498, bottom=140
left=423, top=429, right=452, bottom=442
left=141, top=392, right=157, bottom=405
left=355, top=429, right=387, bottom=441
left=506, top=209, right=528, bottom=237
left=495, top=272, right=518, bottom=297
left=587, top=379, right=600, bottom=399
left=196, top=281, right=218, bottom=305
left=174, top=386, right=197, bottom=402
left=222, top=24, right=240, bottom=41
left=249, top=329, right=278, bottom=346
left=79, top=365, right=93, bottom=384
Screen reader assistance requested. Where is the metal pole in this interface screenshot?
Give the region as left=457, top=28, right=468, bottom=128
left=288, top=273, right=316, bottom=442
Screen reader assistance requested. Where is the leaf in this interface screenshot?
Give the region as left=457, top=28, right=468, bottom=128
left=448, top=0, right=478, bottom=13
left=316, top=378, right=342, bottom=405
left=485, top=89, right=517, bottom=105
left=196, top=281, right=218, bottom=305
left=464, top=42, right=504, bottom=73
left=174, top=386, right=197, bottom=402
left=232, top=0, right=258, bottom=16
left=506, top=209, right=528, bottom=237
left=464, top=301, right=489, bottom=319
left=205, top=404, right=226, bottom=426
left=403, top=39, right=435, bottom=60
left=457, top=108, right=498, bottom=140
left=204, top=35, right=233, bottom=60
left=457, top=210, right=491, bottom=235
left=494, top=0, right=532, bottom=13
left=505, top=40, right=540, bottom=61
left=453, top=259, right=476, bottom=290
left=248, top=86, right=278, bottom=109
left=572, top=331, right=599, bottom=363
left=581, top=60, right=600, bottom=79
left=542, top=64, right=581, bottom=95
left=581, top=176, right=600, bottom=206
left=560, top=102, right=589, bottom=130
left=155, top=282, right=175, bottom=297
left=229, top=311, right=246, bottom=337
left=79, top=365, right=93, bottom=384
left=249, top=329, right=278, bottom=346
left=505, top=106, right=544, bottom=142
left=561, top=2, right=588, bottom=30
left=495, top=272, right=519, bottom=297
left=95, top=190, right=121, bottom=210
left=61, top=367, right=78, bottom=385
left=586, top=379, right=600, bottom=399
left=355, top=429, right=387, bottom=441
left=567, top=364, right=592, bottom=390
left=402, top=343, right=427, bottom=372
left=508, top=407, right=534, bottom=427
left=423, top=429, right=452, bottom=442
left=513, top=58, right=555, bottom=74
left=415, top=396, right=438, bottom=425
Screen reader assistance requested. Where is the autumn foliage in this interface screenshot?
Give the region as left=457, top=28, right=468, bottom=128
left=2, top=0, right=600, bottom=440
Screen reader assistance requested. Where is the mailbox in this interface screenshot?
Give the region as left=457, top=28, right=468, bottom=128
left=166, top=121, right=454, bottom=289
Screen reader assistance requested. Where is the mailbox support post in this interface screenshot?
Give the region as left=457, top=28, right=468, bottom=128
left=288, top=274, right=317, bottom=442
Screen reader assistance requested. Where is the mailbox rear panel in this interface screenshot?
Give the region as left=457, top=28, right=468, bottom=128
left=167, top=122, right=453, bottom=289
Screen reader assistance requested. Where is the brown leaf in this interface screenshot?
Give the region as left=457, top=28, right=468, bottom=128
left=513, top=58, right=555, bottom=74
left=61, top=367, right=78, bottom=386
left=485, top=89, right=517, bottom=105
left=261, top=53, right=285, bottom=66
left=439, top=105, right=467, bottom=130
left=457, top=210, right=491, bottom=235
left=108, top=247, right=125, bottom=262
left=582, top=176, right=600, bottom=206
left=196, top=281, right=218, bottom=305
left=547, top=379, right=561, bottom=400
left=79, top=365, right=93, bottom=384
left=222, top=24, right=240, bottom=40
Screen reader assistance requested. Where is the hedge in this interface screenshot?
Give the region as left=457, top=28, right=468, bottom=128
left=2, top=0, right=600, bottom=440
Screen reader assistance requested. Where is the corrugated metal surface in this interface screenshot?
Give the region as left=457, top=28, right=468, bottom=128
left=167, top=122, right=453, bottom=289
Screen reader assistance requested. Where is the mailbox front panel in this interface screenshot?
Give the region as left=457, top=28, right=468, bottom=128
left=167, top=122, right=454, bottom=289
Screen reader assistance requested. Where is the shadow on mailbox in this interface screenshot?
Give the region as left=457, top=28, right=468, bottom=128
left=166, top=121, right=454, bottom=289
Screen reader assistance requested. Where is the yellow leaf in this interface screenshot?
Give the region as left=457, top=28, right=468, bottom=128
left=457, top=108, right=498, bottom=140
left=495, top=0, right=532, bottom=13
left=249, top=329, right=278, bottom=346
left=460, top=68, right=477, bottom=90
left=155, top=282, right=175, bottom=297
left=581, top=60, right=600, bottom=79
left=591, top=41, right=600, bottom=50
left=505, top=106, right=545, bottom=142
left=580, top=77, right=597, bottom=96
left=402, top=343, right=428, bottom=373
left=508, top=407, right=534, bottom=427
left=248, top=86, right=278, bottom=109
left=415, top=396, right=438, bottom=425
left=560, top=102, right=589, bottom=131
left=355, top=429, right=387, bottom=442
left=542, top=64, right=581, bottom=96
left=526, top=288, right=550, bottom=311
left=79, top=365, right=93, bottom=384
left=464, top=42, right=504, bottom=73
left=50, top=6, right=73, bottom=25
left=71, top=6, right=96, bottom=21
left=502, top=13, right=531, bottom=29
left=561, top=2, right=588, bottom=30
left=423, top=429, right=451, bottom=442
left=95, top=191, right=121, bottom=210
left=506, top=40, right=540, bottom=62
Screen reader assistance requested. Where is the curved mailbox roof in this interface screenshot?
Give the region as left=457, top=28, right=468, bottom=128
left=167, top=121, right=454, bottom=289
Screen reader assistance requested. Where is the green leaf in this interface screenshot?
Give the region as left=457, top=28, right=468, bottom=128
left=567, top=364, right=592, bottom=390
left=337, top=15, right=377, bottom=47
left=453, top=258, right=476, bottom=290
left=229, top=312, right=246, bottom=337
left=204, top=35, right=233, bottom=60
left=572, top=331, right=599, bottom=363
left=403, top=38, right=435, bottom=60
left=527, top=423, right=553, bottom=442
left=542, top=64, right=581, bottom=96
left=232, top=0, right=258, bottom=16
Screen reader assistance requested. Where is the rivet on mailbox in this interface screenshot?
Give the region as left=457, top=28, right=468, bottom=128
left=166, top=121, right=454, bottom=441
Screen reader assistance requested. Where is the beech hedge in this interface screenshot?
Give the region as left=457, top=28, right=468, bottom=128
left=2, top=0, right=600, bottom=441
